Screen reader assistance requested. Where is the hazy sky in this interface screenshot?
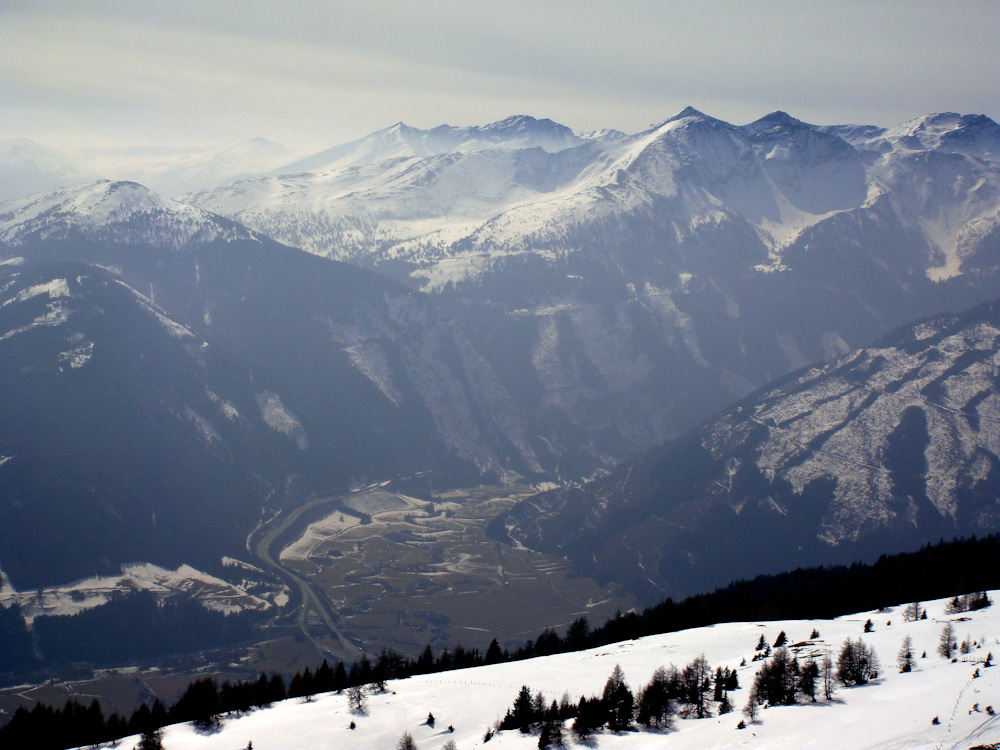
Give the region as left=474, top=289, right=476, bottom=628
left=3, top=0, right=999, bottom=154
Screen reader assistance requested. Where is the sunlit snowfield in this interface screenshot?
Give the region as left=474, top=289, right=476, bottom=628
left=112, top=592, right=1000, bottom=750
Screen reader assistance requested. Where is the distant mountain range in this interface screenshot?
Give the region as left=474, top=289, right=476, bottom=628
left=492, top=299, right=1000, bottom=601
left=76, top=137, right=297, bottom=197
left=3, top=108, right=1000, bottom=600
left=0, top=137, right=297, bottom=201
left=181, top=109, right=1000, bottom=473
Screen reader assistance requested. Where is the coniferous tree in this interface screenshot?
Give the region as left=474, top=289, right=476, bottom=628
left=742, top=683, right=761, bottom=723
left=572, top=697, right=606, bottom=741
left=898, top=635, right=915, bottom=673
left=836, top=638, right=880, bottom=685
left=397, top=730, right=418, bottom=750
left=799, top=659, right=819, bottom=701
left=537, top=723, right=552, bottom=749
left=137, top=727, right=164, bottom=750
left=506, top=685, right=536, bottom=733
left=267, top=673, right=287, bottom=704
left=602, top=664, right=634, bottom=731
left=718, top=692, right=733, bottom=715
left=416, top=644, right=435, bottom=673
left=565, top=616, right=591, bottom=651
left=938, top=622, right=956, bottom=659
left=333, top=660, right=349, bottom=691
left=752, top=647, right=797, bottom=706
left=713, top=666, right=726, bottom=702
left=484, top=638, right=505, bottom=665
left=681, top=654, right=712, bottom=718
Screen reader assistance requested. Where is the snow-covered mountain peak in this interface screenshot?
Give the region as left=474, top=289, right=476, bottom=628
left=270, top=116, right=583, bottom=177
left=0, top=180, right=257, bottom=247
left=743, top=110, right=810, bottom=136
left=881, top=112, right=1000, bottom=162
left=669, top=105, right=711, bottom=121
left=580, top=128, right=628, bottom=142
left=887, top=112, right=967, bottom=150
left=652, top=106, right=732, bottom=133
left=480, top=114, right=574, bottom=138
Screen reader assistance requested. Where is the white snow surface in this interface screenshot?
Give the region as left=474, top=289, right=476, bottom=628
left=0, top=563, right=271, bottom=624
left=256, top=390, right=309, bottom=449
left=0, top=180, right=258, bottom=247
left=105, top=593, right=1000, bottom=750
left=187, top=109, right=1000, bottom=290
left=0, top=276, right=70, bottom=307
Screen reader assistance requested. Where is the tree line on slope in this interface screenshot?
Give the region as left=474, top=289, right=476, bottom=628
left=494, top=658, right=739, bottom=748
left=2, top=534, right=998, bottom=749
left=497, top=596, right=992, bottom=746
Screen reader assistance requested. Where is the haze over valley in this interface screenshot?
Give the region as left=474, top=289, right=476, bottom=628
left=3, top=3, right=1000, bottom=747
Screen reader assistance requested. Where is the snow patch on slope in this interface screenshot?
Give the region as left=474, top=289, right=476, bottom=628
left=256, top=390, right=308, bottom=450
left=747, top=319, right=1000, bottom=543
left=0, top=277, right=70, bottom=307
left=0, top=180, right=258, bottom=248
left=0, top=563, right=271, bottom=623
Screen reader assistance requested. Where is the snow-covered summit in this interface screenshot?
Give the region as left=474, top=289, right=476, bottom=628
left=742, top=110, right=809, bottom=135
left=188, top=107, right=1000, bottom=291
left=579, top=128, right=628, bottom=143
left=0, top=180, right=258, bottom=248
left=269, top=115, right=583, bottom=176
left=827, top=112, right=1000, bottom=164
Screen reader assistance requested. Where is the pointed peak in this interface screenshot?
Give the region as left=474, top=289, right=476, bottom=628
left=757, top=111, right=802, bottom=126
left=482, top=115, right=573, bottom=135
left=670, top=106, right=710, bottom=122
left=743, top=111, right=811, bottom=136
left=651, top=107, right=730, bottom=132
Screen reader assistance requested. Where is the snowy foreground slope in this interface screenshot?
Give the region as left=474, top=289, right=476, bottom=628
left=116, top=593, right=999, bottom=750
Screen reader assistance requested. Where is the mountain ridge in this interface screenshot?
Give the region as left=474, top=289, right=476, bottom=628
left=492, top=297, right=1000, bottom=601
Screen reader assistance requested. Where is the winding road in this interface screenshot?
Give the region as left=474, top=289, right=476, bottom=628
left=251, top=494, right=362, bottom=660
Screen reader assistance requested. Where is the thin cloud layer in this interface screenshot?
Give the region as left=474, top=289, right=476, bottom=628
left=2, top=0, right=999, bottom=151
